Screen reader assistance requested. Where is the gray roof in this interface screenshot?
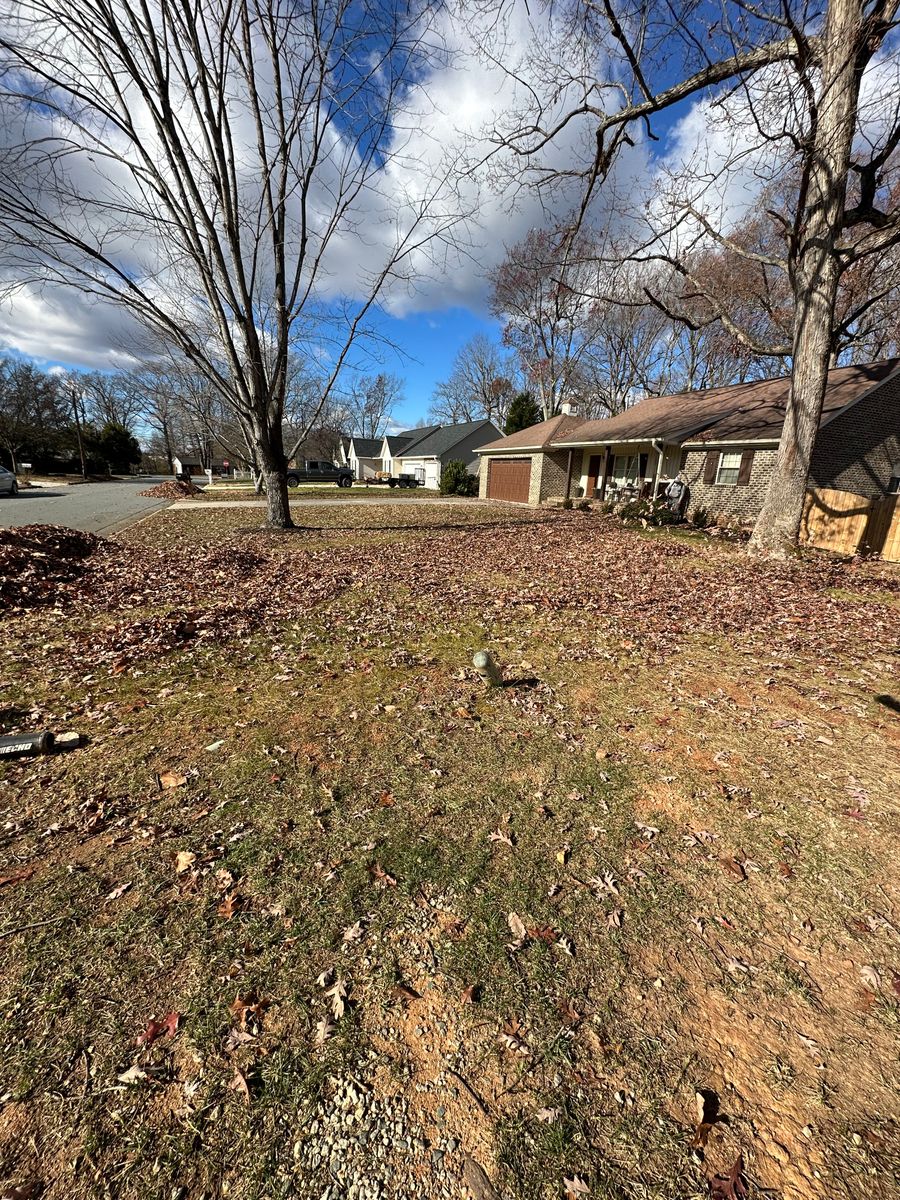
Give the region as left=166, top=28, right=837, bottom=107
left=383, top=434, right=414, bottom=454
left=399, top=419, right=501, bottom=459
left=348, top=437, right=382, bottom=457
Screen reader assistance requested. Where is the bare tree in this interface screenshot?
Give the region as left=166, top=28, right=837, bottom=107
left=80, top=372, right=143, bottom=433
left=481, top=0, right=900, bottom=555
left=489, top=225, right=607, bottom=418
left=0, top=0, right=467, bottom=527
left=428, top=334, right=517, bottom=425
left=342, top=372, right=404, bottom=439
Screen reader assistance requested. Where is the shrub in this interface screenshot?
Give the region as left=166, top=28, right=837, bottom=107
left=618, top=498, right=681, bottom=526
left=561, top=497, right=573, bottom=509
left=691, top=506, right=712, bottom=529
left=440, top=459, right=478, bottom=496
left=577, top=499, right=591, bottom=511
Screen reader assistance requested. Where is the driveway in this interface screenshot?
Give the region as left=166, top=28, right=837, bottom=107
left=0, top=476, right=172, bottom=534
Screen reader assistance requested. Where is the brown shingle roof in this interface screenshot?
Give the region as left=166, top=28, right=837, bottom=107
left=548, top=360, right=900, bottom=447
left=476, top=414, right=586, bottom=453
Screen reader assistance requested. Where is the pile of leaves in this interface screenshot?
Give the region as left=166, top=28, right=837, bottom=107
left=138, top=479, right=204, bottom=499
left=0, top=524, right=100, bottom=611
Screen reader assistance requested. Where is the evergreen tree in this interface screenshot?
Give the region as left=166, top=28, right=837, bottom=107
left=503, top=392, right=541, bottom=435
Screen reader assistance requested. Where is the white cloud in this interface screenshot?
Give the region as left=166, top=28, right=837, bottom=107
left=0, top=0, right=630, bottom=368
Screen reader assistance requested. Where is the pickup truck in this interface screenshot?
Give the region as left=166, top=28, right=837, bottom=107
left=285, top=460, right=354, bottom=488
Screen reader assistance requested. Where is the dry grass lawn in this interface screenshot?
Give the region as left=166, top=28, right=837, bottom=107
left=1, top=501, right=898, bottom=1200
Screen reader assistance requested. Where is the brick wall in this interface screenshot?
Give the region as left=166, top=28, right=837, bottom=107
left=537, top=450, right=572, bottom=502
left=478, top=454, right=490, bottom=499
left=810, top=372, right=900, bottom=496
left=682, top=448, right=779, bottom=524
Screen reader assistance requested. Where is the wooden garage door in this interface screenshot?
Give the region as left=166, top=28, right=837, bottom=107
left=487, top=457, right=531, bottom=503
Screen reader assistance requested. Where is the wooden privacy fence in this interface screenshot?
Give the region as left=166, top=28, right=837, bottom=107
left=801, top=487, right=900, bottom=561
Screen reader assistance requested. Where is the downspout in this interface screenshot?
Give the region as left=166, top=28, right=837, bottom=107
left=651, top=439, right=665, bottom=499
left=564, top=449, right=573, bottom=499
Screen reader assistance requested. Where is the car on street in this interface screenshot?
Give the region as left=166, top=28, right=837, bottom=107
left=285, top=460, right=354, bottom=488
left=0, top=466, right=18, bottom=496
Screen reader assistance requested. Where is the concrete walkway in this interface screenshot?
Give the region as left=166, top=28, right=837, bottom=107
left=171, top=496, right=475, bottom=510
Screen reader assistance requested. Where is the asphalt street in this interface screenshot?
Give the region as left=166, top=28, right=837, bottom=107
left=0, top=476, right=171, bottom=534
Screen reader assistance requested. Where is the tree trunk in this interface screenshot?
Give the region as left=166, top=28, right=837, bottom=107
left=252, top=419, right=294, bottom=530
left=749, top=0, right=863, bottom=557
left=162, top=419, right=174, bottom=473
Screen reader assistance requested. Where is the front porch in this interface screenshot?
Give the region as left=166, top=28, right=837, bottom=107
left=567, top=442, right=685, bottom=502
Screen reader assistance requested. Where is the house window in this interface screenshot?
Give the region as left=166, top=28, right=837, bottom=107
left=613, top=453, right=640, bottom=484
left=715, top=452, right=743, bottom=486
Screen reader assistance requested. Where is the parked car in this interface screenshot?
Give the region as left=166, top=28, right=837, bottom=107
left=0, top=465, right=18, bottom=496
left=285, top=460, right=353, bottom=488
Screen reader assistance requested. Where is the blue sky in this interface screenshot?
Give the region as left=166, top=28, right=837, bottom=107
left=365, top=306, right=500, bottom=426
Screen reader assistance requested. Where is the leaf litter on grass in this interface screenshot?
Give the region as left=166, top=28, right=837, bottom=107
left=1, top=507, right=899, bottom=1200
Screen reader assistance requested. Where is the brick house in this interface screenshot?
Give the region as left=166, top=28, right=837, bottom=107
left=476, top=361, right=900, bottom=521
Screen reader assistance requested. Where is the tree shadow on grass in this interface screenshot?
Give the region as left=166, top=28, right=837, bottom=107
left=233, top=516, right=560, bottom=537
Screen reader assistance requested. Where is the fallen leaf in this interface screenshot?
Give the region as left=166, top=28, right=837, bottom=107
left=325, top=976, right=348, bottom=1019
left=709, top=1154, right=748, bottom=1200
left=342, top=920, right=365, bottom=943
left=174, top=851, right=196, bottom=874
left=369, top=862, right=397, bottom=887
left=461, top=983, right=480, bottom=1004
left=507, top=911, right=527, bottom=949
left=0, top=865, right=36, bottom=889
left=229, top=1065, right=252, bottom=1105
left=158, top=770, right=187, bottom=789
left=105, top=881, right=132, bottom=900
left=555, top=845, right=570, bottom=865
left=536, top=1106, right=560, bottom=1123
left=229, top=992, right=268, bottom=1032
left=563, top=1176, right=590, bottom=1199
left=377, top=790, right=395, bottom=807
left=217, top=890, right=244, bottom=919
left=489, top=827, right=516, bottom=847
left=205, top=740, right=225, bottom=752
left=860, top=964, right=881, bottom=992
left=691, top=1121, right=714, bottom=1148
left=500, top=1020, right=529, bottom=1056
left=117, top=1064, right=148, bottom=1085
left=721, top=858, right=747, bottom=882
left=314, top=1015, right=334, bottom=1046
left=394, top=983, right=422, bottom=1001
left=557, top=998, right=581, bottom=1025
left=136, top=1011, right=180, bottom=1047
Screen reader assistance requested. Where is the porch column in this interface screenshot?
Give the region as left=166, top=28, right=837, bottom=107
left=600, top=446, right=613, bottom=499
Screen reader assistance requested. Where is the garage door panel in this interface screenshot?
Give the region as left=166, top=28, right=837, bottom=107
left=488, top=457, right=531, bottom=503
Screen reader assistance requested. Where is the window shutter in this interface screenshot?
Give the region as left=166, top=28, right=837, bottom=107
left=703, top=451, right=718, bottom=484
left=737, top=449, right=754, bottom=486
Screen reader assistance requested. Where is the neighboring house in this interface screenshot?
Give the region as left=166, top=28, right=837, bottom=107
left=378, top=426, right=439, bottom=477
left=173, top=453, right=231, bottom=478
left=392, top=419, right=502, bottom=490
left=346, top=436, right=383, bottom=480
left=475, top=360, right=900, bottom=520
